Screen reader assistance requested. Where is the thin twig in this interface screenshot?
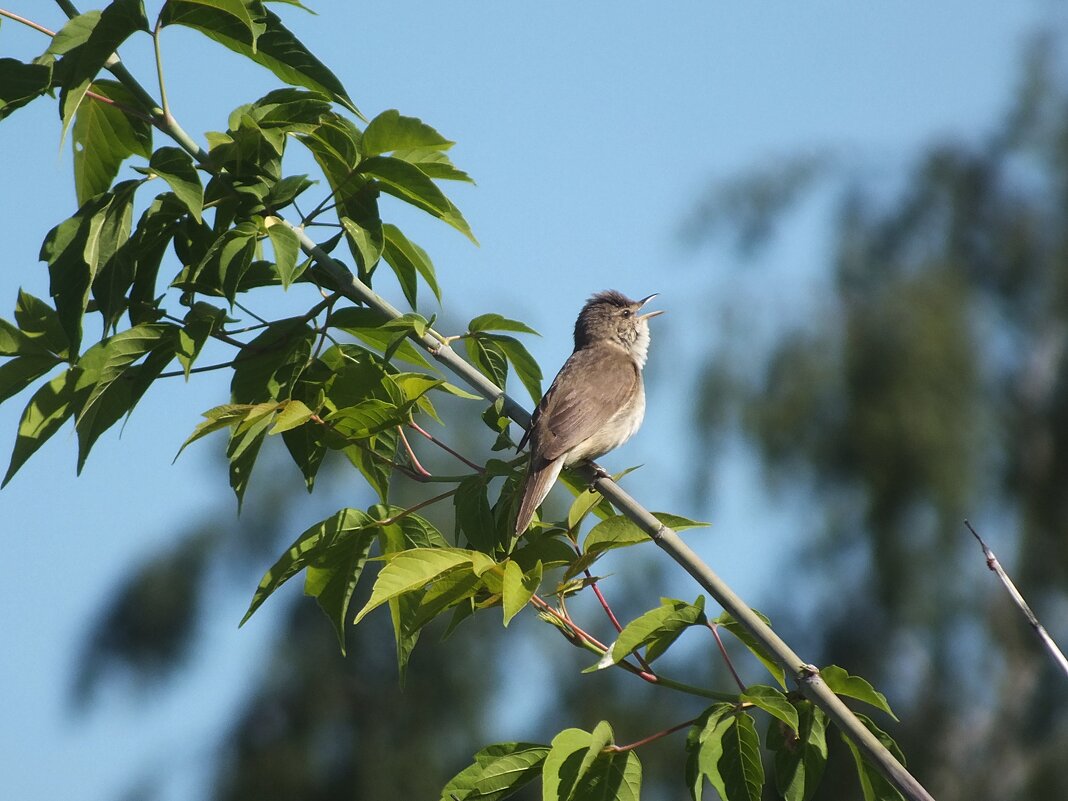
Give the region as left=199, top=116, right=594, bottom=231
left=0, top=9, right=55, bottom=36
left=234, top=300, right=269, bottom=325
left=156, top=360, right=236, bottom=379
left=606, top=718, right=698, bottom=754
left=151, top=15, right=170, bottom=122
left=408, top=420, right=484, bottom=473
left=374, top=489, right=457, bottom=526
left=397, top=426, right=432, bottom=478
left=965, top=520, right=1068, bottom=680
left=529, top=596, right=732, bottom=701
left=707, top=621, right=747, bottom=692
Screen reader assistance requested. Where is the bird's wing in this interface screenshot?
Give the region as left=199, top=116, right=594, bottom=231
left=528, top=346, right=638, bottom=463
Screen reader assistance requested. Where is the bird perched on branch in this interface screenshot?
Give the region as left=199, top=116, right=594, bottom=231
left=514, top=290, right=664, bottom=536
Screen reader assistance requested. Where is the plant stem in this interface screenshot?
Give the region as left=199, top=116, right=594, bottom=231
left=965, top=520, right=1068, bottom=679
left=373, top=489, right=457, bottom=526
left=151, top=15, right=170, bottom=122
left=707, top=621, right=747, bottom=692
left=606, top=718, right=698, bottom=754
left=408, top=420, right=484, bottom=473
left=0, top=8, right=55, bottom=36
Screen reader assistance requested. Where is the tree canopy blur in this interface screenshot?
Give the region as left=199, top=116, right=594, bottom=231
left=688, top=38, right=1068, bottom=801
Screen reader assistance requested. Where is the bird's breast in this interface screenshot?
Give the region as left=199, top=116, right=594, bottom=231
left=562, top=378, right=646, bottom=467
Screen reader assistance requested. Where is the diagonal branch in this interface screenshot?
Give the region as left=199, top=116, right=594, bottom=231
left=965, top=520, right=1068, bottom=680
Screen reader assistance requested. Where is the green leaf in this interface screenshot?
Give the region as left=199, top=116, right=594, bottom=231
left=358, top=156, right=476, bottom=243
left=186, top=221, right=258, bottom=301
left=740, top=685, right=799, bottom=732
left=225, top=402, right=276, bottom=508
left=176, top=402, right=273, bottom=458
left=393, top=148, right=472, bottom=183
left=0, top=57, right=53, bottom=121
left=78, top=323, right=177, bottom=423
left=597, top=597, right=706, bottom=668
left=382, top=223, right=440, bottom=306
left=41, top=191, right=124, bottom=354
left=269, top=398, right=314, bottom=434
left=542, top=728, right=593, bottom=801
left=330, top=306, right=432, bottom=368
left=566, top=488, right=607, bottom=533
left=572, top=751, right=641, bottom=801
left=72, top=79, right=152, bottom=205
left=362, top=109, right=453, bottom=157
left=14, top=290, right=70, bottom=358
left=0, top=354, right=61, bottom=405
left=49, top=0, right=150, bottom=143
left=767, top=701, right=828, bottom=801
left=478, top=334, right=543, bottom=403
left=454, top=474, right=497, bottom=553
left=75, top=344, right=174, bottom=472
left=502, top=559, right=541, bottom=626
left=353, top=548, right=494, bottom=623
left=176, top=302, right=226, bottom=378
left=265, top=219, right=301, bottom=288
left=2, top=369, right=87, bottom=486
left=339, top=215, right=383, bottom=275
left=820, top=665, right=897, bottom=720
left=689, top=706, right=764, bottom=801
left=242, top=508, right=375, bottom=648
left=160, top=4, right=361, bottom=117
left=581, top=512, right=710, bottom=565
left=175, top=0, right=263, bottom=42
left=439, top=742, right=549, bottom=801
left=468, top=314, right=539, bottom=336
left=282, top=417, right=326, bottom=491
left=840, top=731, right=906, bottom=801
left=327, top=399, right=406, bottom=439
left=466, top=336, right=508, bottom=389
left=713, top=610, right=787, bottom=689
left=147, top=146, right=204, bottom=222
left=230, top=318, right=315, bottom=402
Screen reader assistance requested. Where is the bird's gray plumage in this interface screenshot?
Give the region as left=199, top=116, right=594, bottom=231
left=515, top=290, right=662, bottom=536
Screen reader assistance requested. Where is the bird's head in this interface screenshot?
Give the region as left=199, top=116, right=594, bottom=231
left=574, top=290, right=664, bottom=365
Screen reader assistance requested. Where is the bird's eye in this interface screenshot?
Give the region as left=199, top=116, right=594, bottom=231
left=621, top=309, right=631, bottom=318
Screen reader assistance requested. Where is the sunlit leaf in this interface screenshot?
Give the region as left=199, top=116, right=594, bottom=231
left=160, top=3, right=361, bottom=116
left=820, top=665, right=897, bottom=720
left=362, top=109, right=453, bottom=157
left=73, top=79, right=152, bottom=205
left=147, top=146, right=204, bottom=222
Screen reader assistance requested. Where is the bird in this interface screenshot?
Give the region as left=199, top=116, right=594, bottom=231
left=514, top=290, right=664, bottom=536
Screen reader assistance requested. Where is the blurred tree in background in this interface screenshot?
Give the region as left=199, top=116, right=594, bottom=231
left=687, top=37, right=1068, bottom=801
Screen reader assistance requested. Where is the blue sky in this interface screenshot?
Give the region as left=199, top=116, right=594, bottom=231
left=0, top=2, right=1046, bottom=799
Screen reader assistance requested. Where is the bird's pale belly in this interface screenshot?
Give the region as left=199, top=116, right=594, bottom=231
left=562, top=382, right=646, bottom=467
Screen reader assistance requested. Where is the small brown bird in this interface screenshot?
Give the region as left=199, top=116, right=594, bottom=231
left=515, top=290, right=664, bottom=535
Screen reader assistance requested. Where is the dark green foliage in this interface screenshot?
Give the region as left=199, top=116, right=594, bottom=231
left=689, top=38, right=1068, bottom=801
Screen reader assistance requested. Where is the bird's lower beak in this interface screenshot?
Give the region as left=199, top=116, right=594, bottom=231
left=638, top=293, right=664, bottom=320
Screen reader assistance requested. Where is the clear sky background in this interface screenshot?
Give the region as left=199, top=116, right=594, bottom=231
left=0, top=2, right=1049, bottom=799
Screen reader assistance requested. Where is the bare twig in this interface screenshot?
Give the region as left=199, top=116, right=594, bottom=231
left=606, top=718, right=698, bottom=753
left=397, top=426, right=432, bottom=478
left=408, top=420, right=484, bottom=473
left=707, top=621, right=747, bottom=692
left=0, top=9, right=55, bottom=36
left=965, top=520, right=1068, bottom=680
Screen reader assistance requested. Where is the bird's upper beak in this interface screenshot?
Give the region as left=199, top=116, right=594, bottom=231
left=638, top=293, right=664, bottom=320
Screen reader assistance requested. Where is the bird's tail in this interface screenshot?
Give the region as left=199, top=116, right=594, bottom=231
left=514, top=456, right=564, bottom=536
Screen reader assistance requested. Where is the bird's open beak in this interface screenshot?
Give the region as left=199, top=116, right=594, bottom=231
left=638, top=293, right=664, bottom=320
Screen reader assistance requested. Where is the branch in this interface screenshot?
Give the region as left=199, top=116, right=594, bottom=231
left=965, top=520, right=1068, bottom=680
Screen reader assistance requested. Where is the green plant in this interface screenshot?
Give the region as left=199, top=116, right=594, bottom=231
left=0, top=3, right=931, bottom=799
